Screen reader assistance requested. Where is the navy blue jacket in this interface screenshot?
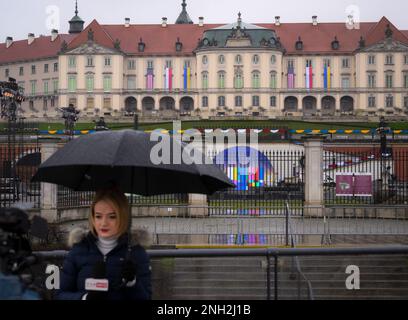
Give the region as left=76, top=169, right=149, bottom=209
left=56, top=233, right=151, bottom=300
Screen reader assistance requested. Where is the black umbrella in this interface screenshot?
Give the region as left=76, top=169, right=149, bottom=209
left=32, top=129, right=234, bottom=195
left=16, top=152, right=41, bottom=166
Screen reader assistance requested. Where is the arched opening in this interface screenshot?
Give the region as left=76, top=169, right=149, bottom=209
left=124, top=96, right=137, bottom=114
left=159, top=97, right=175, bottom=111
left=340, top=96, right=354, bottom=113
left=302, top=96, right=317, bottom=116
left=142, top=97, right=155, bottom=114
left=321, top=96, right=336, bottom=116
left=284, top=96, right=298, bottom=113
left=180, top=97, right=194, bottom=115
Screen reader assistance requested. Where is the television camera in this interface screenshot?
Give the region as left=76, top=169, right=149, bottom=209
left=0, top=207, right=48, bottom=299
left=0, top=78, right=25, bottom=121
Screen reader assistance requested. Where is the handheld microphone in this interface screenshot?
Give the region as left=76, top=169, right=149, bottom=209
left=85, top=261, right=109, bottom=292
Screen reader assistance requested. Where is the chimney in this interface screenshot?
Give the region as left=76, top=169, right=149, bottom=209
left=275, top=16, right=281, bottom=26
left=51, top=29, right=58, bottom=42
left=125, top=18, right=130, bottom=28
left=199, top=17, right=204, bottom=27
left=312, top=15, right=318, bottom=26
left=6, top=36, right=13, bottom=48
left=162, top=17, right=168, bottom=27
left=28, top=33, right=35, bottom=45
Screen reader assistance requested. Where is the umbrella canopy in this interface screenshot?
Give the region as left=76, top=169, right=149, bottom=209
left=16, top=152, right=41, bottom=166
left=32, top=130, right=235, bottom=195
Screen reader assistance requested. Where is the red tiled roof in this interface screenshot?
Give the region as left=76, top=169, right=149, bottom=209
left=2, top=17, right=408, bottom=64
left=364, top=17, right=408, bottom=47
left=0, top=34, right=76, bottom=64
left=67, top=19, right=115, bottom=51
left=261, top=22, right=378, bottom=54
left=103, top=24, right=222, bottom=55
left=67, top=19, right=222, bottom=55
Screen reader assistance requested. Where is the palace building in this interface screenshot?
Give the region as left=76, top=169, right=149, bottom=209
left=1, top=1, right=408, bottom=120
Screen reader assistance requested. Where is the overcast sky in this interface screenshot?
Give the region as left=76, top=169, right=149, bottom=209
left=1, top=0, right=408, bottom=41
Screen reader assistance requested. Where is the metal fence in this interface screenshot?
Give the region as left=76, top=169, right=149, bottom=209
left=55, top=149, right=305, bottom=214
left=56, top=188, right=189, bottom=209
left=36, top=246, right=408, bottom=300
left=0, top=143, right=41, bottom=209
left=127, top=204, right=408, bottom=246
left=323, top=147, right=408, bottom=205
left=208, top=149, right=305, bottom=216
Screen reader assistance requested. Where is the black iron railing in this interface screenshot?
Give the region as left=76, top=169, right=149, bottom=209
left=323, top=147, right=408, bottom=205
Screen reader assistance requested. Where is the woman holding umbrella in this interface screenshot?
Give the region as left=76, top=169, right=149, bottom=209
left=56, top=187, right=152, bottom=300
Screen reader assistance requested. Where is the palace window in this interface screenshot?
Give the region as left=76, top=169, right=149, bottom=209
left=202, top=72, right=208, bottom=89
left=128, top=59, right=135, bottom=70
left=68, top=57, right=76, bottom=68
left=234, top=73, right=243, bottom=89
left=235, top=96, right=242, bottom=107
left=385, top=73, right=393, bottom=88
left=368, top=55, right=375, bottom=65
left=43, top=81, right=48, bottom=94
left=218, top=72, right=225, bottom=89
left=404, top=73, right=408, bottom=88
left=202, top=96, right=208, bottom=107
left=87, top=75, right=94, bottom=92
left=103, top=75, right=112, bottom=92
left=342, top=58, right=350, bottom=68
left=270, top=71, right=277, bottom=89
left=218, top=96, right=225, bottom=107
left=341, top=77, right=350, bottom=88
left=252, top=95, right=260, bottom=106
left=127, top=76, right=136, bottom=90
left=30, top=80, right=36, bottom=95
left=368, top=74, right=376, bottom=88
left=270, top=55, right=276, bottom=65
left=68, top=76, right=76, bottom=92
left=252, top=55, right=260, bottom=65
left=218, top=55, right=225, bottom=64
left=270, top=96, right=277, bottom=107
left=87, top=56, right=94, bottom=67
left=386, top=95, right=393, bottom=108
left=385, top=54, right=394, bottom=65
left=368, top=96, right=376, bottom=108
left=252, top=71, right=260, bottom=89
left=202, top=55, right=208, bottom=65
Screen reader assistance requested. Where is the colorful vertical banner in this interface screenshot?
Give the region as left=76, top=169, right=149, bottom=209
left=164, top=67, right=173, bottom=91
left=183, top=67, right=191, bottom=90
left=305, top=61, right=313, bottom=89
left=287, top=65, right=295, bottom=89
left=146, top=68, right=154, bottom=90
left=324, top=64, right=331, bottom=90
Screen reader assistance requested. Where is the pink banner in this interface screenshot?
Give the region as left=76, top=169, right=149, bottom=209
left=335, top=173, right=372, bottom=196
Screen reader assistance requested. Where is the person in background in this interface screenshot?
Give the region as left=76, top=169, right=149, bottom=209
left=56, top=187, right=151, bottom=300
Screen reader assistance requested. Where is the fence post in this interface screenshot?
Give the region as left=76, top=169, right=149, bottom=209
left=303, top=134, right=326, bottom=217
left=39, top=137, right=60, bottom=222
left=188, top=194, right=208, bottom=217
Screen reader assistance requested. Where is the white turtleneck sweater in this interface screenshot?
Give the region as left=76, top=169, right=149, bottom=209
left=96, top=236, right=118, bottom=256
